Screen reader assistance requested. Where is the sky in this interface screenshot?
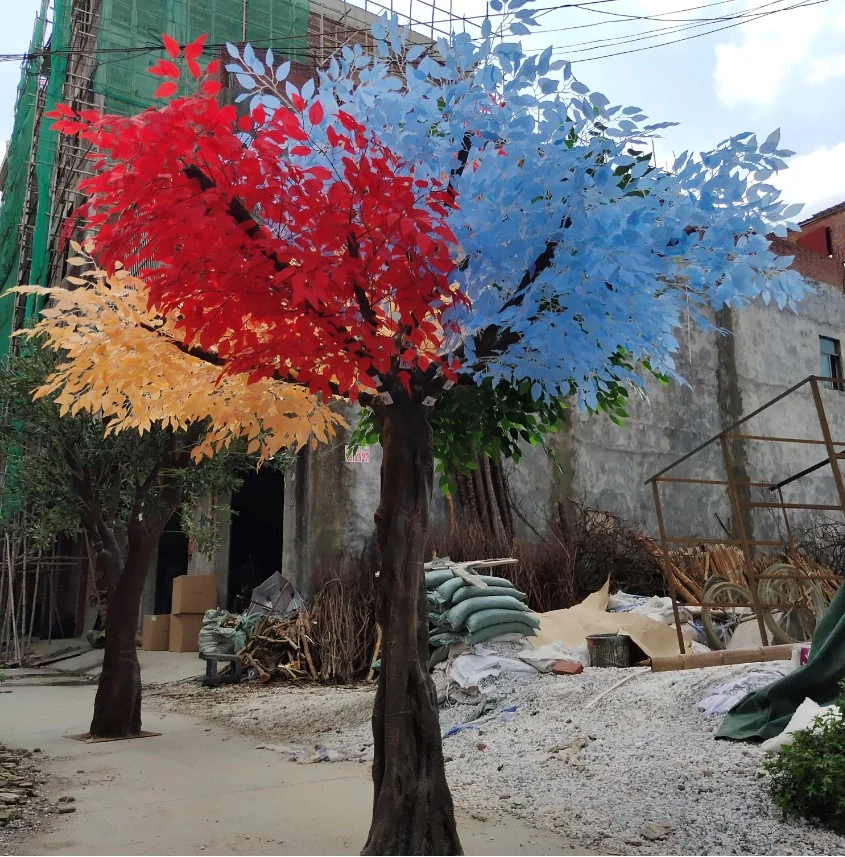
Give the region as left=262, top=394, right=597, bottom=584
left=1, top=0, right=843, bottom=220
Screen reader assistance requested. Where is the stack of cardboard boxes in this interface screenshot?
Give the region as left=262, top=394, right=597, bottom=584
left=140, top=574, right=218, bottom=652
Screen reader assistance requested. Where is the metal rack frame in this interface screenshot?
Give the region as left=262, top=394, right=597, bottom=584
left=647, top=375, right=845, bottom=654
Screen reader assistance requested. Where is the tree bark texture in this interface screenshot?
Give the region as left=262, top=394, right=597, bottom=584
left=363, top=395, right=462, bottom=856
left=454, top=456, right=514, bottom=544
left=88, top=504, right=174, bottom=739
left=82, top=510, right=124, bottom=624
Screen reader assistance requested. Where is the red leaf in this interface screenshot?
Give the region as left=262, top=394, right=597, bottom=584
left=237, top=115, right=253, bottom=132
left=185, top=34, right=207, bottom=62
left=149, top=60, right=180, bottom=78
left=252, top=104, right=266, bottom=125
left=46, top=103, right=75, bottom=118
left=205, top=59, right=220, bottom=76
left=187, top=59, right=202, bottom=79
left=308, top=101, right=324, bottom=125
left=290, top=145, right=310, bottom=157
left=201, top=80, right=222, bottom=96
left=290, top=94, right=305, bottom=111
left=153, top=81, right=178, bottom=99
left=162, top=34, right=180, bottom=58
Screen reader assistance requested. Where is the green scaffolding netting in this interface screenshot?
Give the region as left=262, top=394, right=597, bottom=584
left=0, top=0, right=311, bottom=356
left=95, top=0, right=310, bottom=116
left=0, top=14, right=48, bottom=356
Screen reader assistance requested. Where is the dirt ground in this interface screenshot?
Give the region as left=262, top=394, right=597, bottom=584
left=1, top=677, right=582, bottom=856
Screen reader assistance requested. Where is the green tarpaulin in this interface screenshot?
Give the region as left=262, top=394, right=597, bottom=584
left=717, top=581, right=845, bottom=742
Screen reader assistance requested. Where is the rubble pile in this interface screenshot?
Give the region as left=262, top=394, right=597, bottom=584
left=0, top=743, right=54, bottom=849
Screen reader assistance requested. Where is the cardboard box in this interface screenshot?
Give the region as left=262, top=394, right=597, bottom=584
left=171, top=574, right=217, bottom=615
left=141, top=614, right=171, bottom=651
left=168, top=613, right=205, bottom=653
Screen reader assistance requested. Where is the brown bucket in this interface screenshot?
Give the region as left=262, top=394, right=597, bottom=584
left=586, top=633, right=631, bottom=668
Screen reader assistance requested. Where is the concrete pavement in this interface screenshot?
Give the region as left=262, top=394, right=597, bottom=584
left=2, top=682, right=580, bottom=855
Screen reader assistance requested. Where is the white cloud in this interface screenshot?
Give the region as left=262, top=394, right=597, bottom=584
left=771, top=142, right=845, bottom=217
left=807, top=54, right=845, bottom=85
left=714, top=2, right=828, bottom=109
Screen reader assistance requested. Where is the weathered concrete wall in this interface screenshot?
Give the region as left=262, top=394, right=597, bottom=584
left=507, top=305, right=731, bottom=541
left=278, top=277, right=845, bottom=592
left=509, top=278, right=845, bottom=547
left=281, top=405, right=448, bottom=598
left=731, top=283, right=845, bottom=539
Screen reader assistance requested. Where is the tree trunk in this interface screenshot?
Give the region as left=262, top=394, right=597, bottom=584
left=88, top=512, right=167, bottom=739
left=82, top=513, right=125, bottom=625
left=364, top=395, right=462, bottom=856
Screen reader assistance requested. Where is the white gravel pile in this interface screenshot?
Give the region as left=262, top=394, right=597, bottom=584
left=151, top=662, right=845, bottom=855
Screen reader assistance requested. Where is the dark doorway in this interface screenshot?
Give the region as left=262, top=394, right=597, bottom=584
left=228, top=468, right=285, bottom=611
left=154, top=513, right=189, bottom=614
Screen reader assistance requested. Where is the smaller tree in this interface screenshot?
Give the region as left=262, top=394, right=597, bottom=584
left=6, top=261, right=341, bottom=738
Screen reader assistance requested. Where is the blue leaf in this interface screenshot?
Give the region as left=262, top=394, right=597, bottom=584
left=243, top=43, right=256, bottom=68
left=235, top=73, right=256, bottom=90
left=275, top=61, right=291, bottom=82
left=225, top=43, right=239, bottom=59
left=570, top=80, right=589, bottom=95
left=760, top=127, right=780, bottom=154
left=302, top=78, right=315, bottom=101
left=406, top=44, right=425, bottom=63
left=265, top=48, right=274, bottom=67
left=509, top=22, right=531, bottom=36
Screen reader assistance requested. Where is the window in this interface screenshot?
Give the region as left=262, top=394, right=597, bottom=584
left=820, top=336, right=843, bottom=390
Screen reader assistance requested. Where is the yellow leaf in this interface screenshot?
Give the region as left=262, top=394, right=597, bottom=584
left=20, top=257, right=344, bottom=460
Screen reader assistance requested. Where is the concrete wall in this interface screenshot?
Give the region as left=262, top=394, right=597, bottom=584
left=278, top=275, right=845, bottom=591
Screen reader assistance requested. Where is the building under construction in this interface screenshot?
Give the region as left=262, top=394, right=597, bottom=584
left=0, top=0, right=462, bottom=660
left=0, top=0, right=463, bottom=353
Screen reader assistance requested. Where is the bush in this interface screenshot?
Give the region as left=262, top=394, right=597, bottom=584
left=765, top=683, right=845, bottom=835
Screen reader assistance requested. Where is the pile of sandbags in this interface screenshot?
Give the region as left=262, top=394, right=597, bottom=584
left=426, top=567, right=539, bottom=651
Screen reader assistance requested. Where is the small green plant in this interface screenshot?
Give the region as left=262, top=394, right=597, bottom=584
left=765, top=681, right=845, bottom=834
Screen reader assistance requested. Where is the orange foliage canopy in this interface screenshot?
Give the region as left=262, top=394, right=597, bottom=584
left=14, top=249, right=344, bottom=462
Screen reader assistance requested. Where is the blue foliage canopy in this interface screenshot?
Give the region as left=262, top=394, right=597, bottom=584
left=224, top=0, right=807, bottom=411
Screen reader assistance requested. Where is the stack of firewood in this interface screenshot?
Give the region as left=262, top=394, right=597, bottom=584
left=237, top=613, right=318, bottom=683
left=633, top=531, right=841, bottom=605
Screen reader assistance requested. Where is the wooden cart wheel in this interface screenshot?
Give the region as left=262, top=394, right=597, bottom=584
left=701, top=580, right=756, bottom=650
left=758, top=563, right=828, bottom=645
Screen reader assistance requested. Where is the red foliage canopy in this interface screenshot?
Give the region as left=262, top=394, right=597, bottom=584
left=48, top=37, right=464, bottom=400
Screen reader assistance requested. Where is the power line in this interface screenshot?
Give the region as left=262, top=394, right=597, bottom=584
left=555, top=0, right=829, bottom=61
left=546, top=0, right=807, bottom=54
left=0, top=0, right=829, bottom=69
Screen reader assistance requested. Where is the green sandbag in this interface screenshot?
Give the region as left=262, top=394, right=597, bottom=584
left=451, top=585, right=526, bottom=604
left=429, top=619, right=538, bottom=648
left=429, top=630, right=461, bottom=647
left=467, top=621, right=538, bottom=644
left=425, top=569, right=456, bottom=589
left=465, top=607, right=540, bottom=634
left=717, top=581, right=845, bottom=742
left=442, top=595, right=529, bottom=631
left=431, top=575, right=516, bottom=605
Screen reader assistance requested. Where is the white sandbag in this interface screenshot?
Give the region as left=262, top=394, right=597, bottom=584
left=517, top=640, right=590, bottom=671
left=761, top=697, right=840, bottom=753
left=448, top=651, right=539, bottom=689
